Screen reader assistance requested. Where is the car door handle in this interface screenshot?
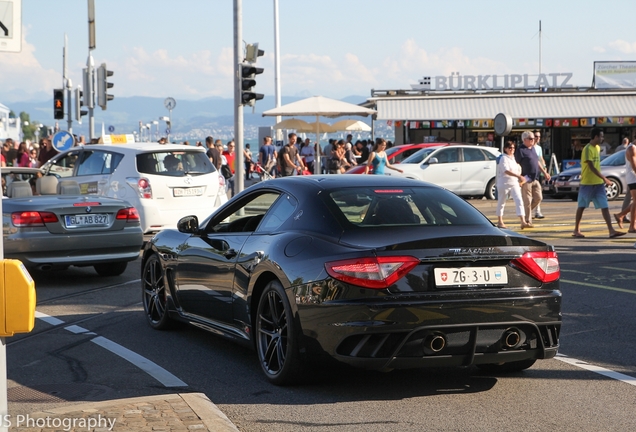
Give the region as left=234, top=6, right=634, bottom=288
left=224, top=249, right=238, bottom=259
left=451, top=168, right=459, bottom=171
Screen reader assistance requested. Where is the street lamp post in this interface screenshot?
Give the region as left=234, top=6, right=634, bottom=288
left=152, top=121, right=159, bottom=142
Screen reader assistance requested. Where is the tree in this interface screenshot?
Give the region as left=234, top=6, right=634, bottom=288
left=19, top=111, right=38, bottom=141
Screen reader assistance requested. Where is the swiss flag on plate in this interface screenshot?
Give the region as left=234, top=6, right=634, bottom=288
left=440, top=272, right=448, bottom=282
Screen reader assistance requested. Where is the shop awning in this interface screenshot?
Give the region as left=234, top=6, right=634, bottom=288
left=371, top=91, right=636, bottom=121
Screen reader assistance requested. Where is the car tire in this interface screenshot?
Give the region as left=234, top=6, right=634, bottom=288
left=476, top=358, right=536, bottom=373
left=485, top=178, right=496, bottom=200
left=94, top=261, right=127, bottom=277
left=142, top=254, right=173, bottom=330
left=605, top=178, right=620, bottom=201
left=255, top=280, right=303, bottom=386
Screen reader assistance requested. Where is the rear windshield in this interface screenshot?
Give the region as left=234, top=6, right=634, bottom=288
left=136, top=151, right=216, bottom=176
left=329, top=187, right=489, bottom=227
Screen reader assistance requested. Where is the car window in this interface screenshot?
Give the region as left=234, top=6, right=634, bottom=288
left=433, top=148, right=459, bottom=164
left=46, top=150, right=80, bottom=178
left=136, top=151, right=216, bottom=176
left=77, top=151, right=123, bottom=176
left=207, top=192, right=280, bottom=233
left=481, top=149, right=498, bottom=160
left=462, top=147, right=487, bottom=162
left=257, top=194, right=298, bottom=232
left=601, top=150, right=625, bottom=166
left=329, top=186, right=489, bottom=227
left=391, top=148, right=419, bottom=163
left=402, top=147, right=438, bottom=164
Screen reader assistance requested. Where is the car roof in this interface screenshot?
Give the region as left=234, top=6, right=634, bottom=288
left=76, top=143, right=206, bottom=153
left=250, top=174, right=429, bottom=193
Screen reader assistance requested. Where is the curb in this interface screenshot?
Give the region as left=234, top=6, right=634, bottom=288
left=27, top=392, right=238, bottom=432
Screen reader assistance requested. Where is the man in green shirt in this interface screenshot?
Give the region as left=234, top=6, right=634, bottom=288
left=572, top=128, right=626, bottom=238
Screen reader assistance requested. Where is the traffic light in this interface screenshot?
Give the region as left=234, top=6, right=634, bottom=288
left=75, top=86, right=88, bottom=122
left=240, top=64, right=264, bottom=107
left=245, top=43, right=264, bottom=63
left=53, top=89, right=64, bottom=119
left=96, top=63, right=114, bottom=110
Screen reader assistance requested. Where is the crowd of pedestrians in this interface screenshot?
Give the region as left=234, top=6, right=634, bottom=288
left=1, top=137, right=56, bottom=168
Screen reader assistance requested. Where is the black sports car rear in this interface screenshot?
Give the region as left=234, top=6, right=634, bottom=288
left=142, top=175, right=561, bottom=385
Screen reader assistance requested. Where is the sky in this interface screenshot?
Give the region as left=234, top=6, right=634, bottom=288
left=1, top=0, right=636, bottom=104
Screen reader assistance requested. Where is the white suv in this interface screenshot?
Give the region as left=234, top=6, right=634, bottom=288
left=42, top=143, right=227, bottom=233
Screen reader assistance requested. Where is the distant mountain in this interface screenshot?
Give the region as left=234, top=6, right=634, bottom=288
left=6, top=95, right=374, bottom=141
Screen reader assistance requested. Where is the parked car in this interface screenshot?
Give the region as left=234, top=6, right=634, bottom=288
left=141, top=175, right=561, bottom=385
left=385, top=144, right=500, bottom=199
left=2, top=168, right=143, bottom=276
left=345, top=143, right=446, bottom=174
left=552, top=149, right=626, bottom=200
left=41, top=143, right=227, bottom=233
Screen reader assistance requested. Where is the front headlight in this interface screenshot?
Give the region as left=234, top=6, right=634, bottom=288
left=572, top=175, right=581, bottom=181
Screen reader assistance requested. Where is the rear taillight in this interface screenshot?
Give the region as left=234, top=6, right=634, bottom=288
left=116, top=207, right=140, bottom=222
left=12, top=211, right=59, bottom=227
left=138, top=178, right=152, bottom=199
left=511, top=251, right=560, bottom=283
left=325, top=256, right=420, bottom=289
left=218, top=174, right=226, bottom=188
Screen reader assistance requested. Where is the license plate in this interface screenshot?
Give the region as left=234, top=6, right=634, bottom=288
left=65, top=214, right=110, bottom=228
left=173, top=187, right=204, bottom=197
left=434, top=266, right=508, bottom=287
left=557, top=181, right=566, bottom=186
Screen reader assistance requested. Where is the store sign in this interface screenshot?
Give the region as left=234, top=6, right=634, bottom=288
left=412, top=72, right=574, bottom=91
left=593, top=61, right=636, bottom=89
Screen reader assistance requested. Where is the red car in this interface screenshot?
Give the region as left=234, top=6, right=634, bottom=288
left=345, top=143, right=447, bottom=174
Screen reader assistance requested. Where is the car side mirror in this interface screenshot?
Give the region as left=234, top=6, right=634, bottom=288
left=426, top=157, right=439, bottom=165
left=177, top=215, right=199, bottom=233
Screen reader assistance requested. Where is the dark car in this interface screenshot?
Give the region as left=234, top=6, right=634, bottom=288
left=552, top=150, right=627, bottom=200
left=141, top=175, right=561, bottom=385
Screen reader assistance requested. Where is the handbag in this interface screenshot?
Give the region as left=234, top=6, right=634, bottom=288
left=220, top=164, right=232, bottom=179
left=328, top=157, right=341, bottom=171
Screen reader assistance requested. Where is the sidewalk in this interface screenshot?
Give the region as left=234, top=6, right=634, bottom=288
left=10, top=393, right=238, bottom=432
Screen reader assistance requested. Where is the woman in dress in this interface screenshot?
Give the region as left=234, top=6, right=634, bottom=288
left=364, top=138, right=403, bottom=175
left=496, top=141, right=529, bottom=229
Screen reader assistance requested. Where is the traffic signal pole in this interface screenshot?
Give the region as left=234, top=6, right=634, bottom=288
left=233, top=0, right=245, bottom=195
left=87, top=0, right=96, bottom=141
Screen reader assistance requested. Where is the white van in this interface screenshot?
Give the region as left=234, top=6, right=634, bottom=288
left=42, top=143, right=227, bottom=233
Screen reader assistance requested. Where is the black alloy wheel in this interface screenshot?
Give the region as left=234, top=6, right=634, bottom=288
left=255, top=280, right=302, bottom=385
left=142, top=254, right=172, bottom=330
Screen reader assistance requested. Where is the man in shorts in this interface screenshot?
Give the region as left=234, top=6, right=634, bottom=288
left=572, top=128, right=626, bottom=239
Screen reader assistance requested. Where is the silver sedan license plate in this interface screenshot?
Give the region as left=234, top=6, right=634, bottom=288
left=434, top=266, right=508, bottom=287
left=65, top=214, right=109, bottom=228
left=173, top=186, right=204, bottom=197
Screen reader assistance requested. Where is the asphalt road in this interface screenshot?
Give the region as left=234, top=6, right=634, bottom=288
left=6, top=197, right=636, bottom=431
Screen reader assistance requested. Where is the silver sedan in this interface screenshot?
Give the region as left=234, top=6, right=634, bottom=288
left=2, top=169, right=143, bottom=276
left=552, top=150, right=627, bottom=201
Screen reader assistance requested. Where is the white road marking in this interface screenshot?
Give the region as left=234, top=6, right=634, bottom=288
left=35, top=312, right=187, bottom=388
left=34, top=311, right=65, bottom=326
left=91, top=336, right=187, bottom=388
left=556, top=354, right=636, bottom=387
